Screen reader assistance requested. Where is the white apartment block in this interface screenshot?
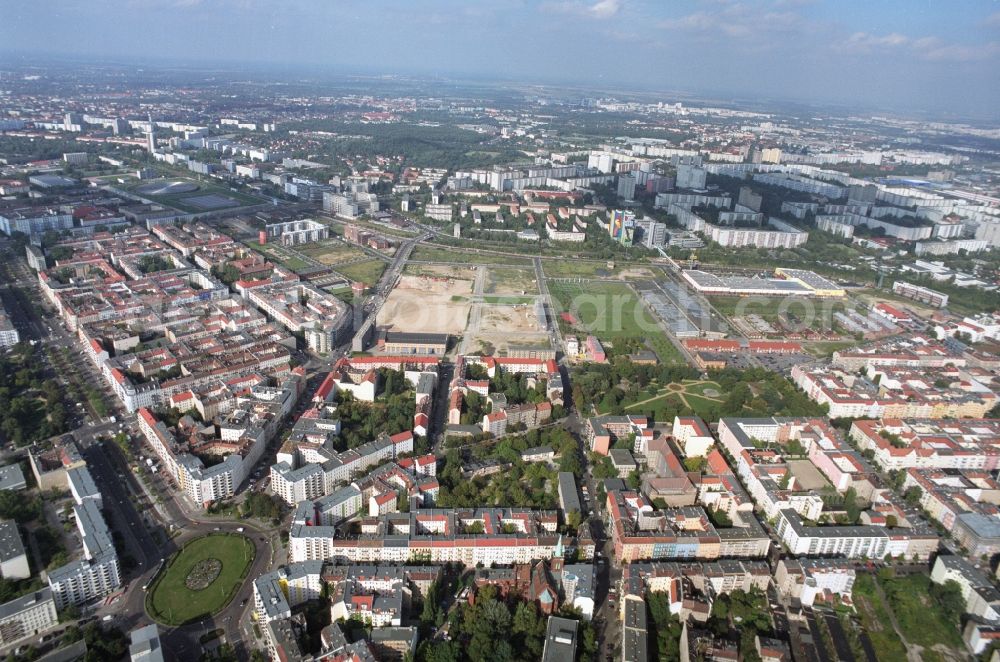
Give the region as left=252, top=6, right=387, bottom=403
left=0, top=589, right=58, bottom=647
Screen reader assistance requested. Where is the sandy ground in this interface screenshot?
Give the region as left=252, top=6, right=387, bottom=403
left=380, top=274, right=473, bottom=334
left=466, top=303, right=550, bottom=353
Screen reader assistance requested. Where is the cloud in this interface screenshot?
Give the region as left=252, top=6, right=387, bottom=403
left=540, top=0, right=623, bottom=20
left=985, top=11, right=1000, bottom=28
left=839, top=31, right=910, bottom=54
left=837, top=30, right=1000, bottom=62
left=588, top=0, right=621, bottom=19
left=919, top=41, right=1000, bottom=62
left=658, top=2, right=808, bottom=39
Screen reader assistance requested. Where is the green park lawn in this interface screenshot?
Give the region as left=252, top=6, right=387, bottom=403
left=610, top=380, right=724, bottom=419
left=147, top=533, right=254, bottom=626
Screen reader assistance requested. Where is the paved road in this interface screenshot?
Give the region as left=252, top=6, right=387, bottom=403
left=534, top=257, right=565, bottom=355
left=81, top=441, right=166, bottom=567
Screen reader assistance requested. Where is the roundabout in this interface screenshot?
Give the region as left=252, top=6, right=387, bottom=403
left=146, top=533, right=255, bottom=626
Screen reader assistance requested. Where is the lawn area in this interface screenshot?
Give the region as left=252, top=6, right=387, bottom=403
left=410, top=245, right=531, bottom=266
left=879, top=574, right=963, bottom=653
left=147, top=533, right=254, bottom=626
left=245, top=241, right=312, bottom=272
left=543, top=259, right=619, bottom=278
left=614, top=380, right=723, bottom=419
left=549, top=281, right=655, bottom=339
left=337, top=260, right=387, bottom=285
left=852, top=574, right=908, bottom=662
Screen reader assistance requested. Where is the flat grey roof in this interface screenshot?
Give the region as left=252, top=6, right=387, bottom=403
left=542, top=616, right=579, bottom=662
left=0, top=464, right=26, bottom=491
left=0, top=520, right=25, bottom=563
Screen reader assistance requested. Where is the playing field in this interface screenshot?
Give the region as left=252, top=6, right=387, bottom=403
left=147, top=533, right=254, bottom=626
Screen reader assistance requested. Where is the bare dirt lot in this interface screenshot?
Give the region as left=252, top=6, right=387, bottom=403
left=380, top=272, right=474, bottom=334
left=465, top=302, right=550, bottom=355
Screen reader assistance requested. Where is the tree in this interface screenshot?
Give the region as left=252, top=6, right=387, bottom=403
left=565, top=510, right=583, bottom=531
left=626, top=469, right=642, bottom=490
left=930, top=579, right=965, bottom=624
left=82, top=623, right=128, bottom=662
left=683, top=456, right=706, bottom=473
left=844, top=487, right=861, bottom=524
left=903, top=486, right=922, bottom=506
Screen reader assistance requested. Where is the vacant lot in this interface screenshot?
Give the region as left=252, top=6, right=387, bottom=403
left=879, top=574, right=964, bottom=659
left=786, top=460, right=830, bottom=491
left=544, top=259, right=619, bottom=278
left=410, top=245, right=531, bottom=266
left=466, top=302, right=550, bottom=355
left=337, top=260, right=387, bottom=285
left=485, top=267, right=538, bottom=295
left=147, top=534, right=254, bottom=626
left=381, top=272, right=474, bottom=334
left=298, top=241, right=367, bottom=265
left=852, top=574, right=908, bottom=662
left=548, top=280, right=682, bottom=363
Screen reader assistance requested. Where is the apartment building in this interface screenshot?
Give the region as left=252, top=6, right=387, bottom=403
left=0, top=589, right=58, bottom=647
left=289, top=508, right=592, bottom=567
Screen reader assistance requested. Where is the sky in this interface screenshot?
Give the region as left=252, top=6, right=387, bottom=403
left=3, top=0, right=1000, bottom=119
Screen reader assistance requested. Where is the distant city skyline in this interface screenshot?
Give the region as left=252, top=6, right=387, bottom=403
left=3, top=0, right=1000, bottom=119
